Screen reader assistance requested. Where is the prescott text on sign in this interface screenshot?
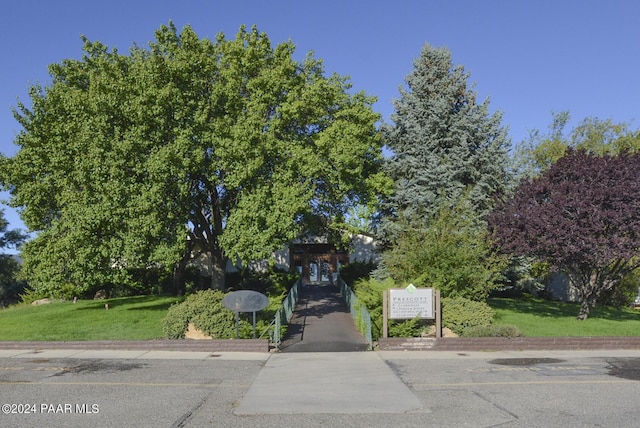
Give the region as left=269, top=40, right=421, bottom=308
left=388, top=288, right=434, bottom=319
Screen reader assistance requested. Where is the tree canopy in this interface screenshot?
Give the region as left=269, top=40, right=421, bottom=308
left=488, top=149, right=640, bottom=319
left=0, top=209, right=26, bottom=306
left=0, top=209, right=25, bottom=253
left=380, top=198, right=507, bottom=301
left=513, top=111, right=640, bottom=179
left=380, top=44, right=511, bottom=240
left=0, top=23, right=386, bottom=296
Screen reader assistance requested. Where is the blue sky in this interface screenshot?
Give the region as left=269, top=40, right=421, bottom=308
left=1, top=0, right=639, bottom=236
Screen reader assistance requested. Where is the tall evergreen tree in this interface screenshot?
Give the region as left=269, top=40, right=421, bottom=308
left=380, top=44, right=511, bottom=239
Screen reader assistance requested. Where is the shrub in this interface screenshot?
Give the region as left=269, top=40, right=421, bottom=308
left=162, top=280, right=290, bottom=340
left=388, top=317, right=426, bottom=338
left=351, top=277, right=500, bottom=339
left=442, top=297, right=495, bottom=336
left=351, top=277, right=434, bottom=339
left=339, top=260, right=377, bottom=286
left=0, top=255, right=26, bottom=307
left=225, top=267, right=297, bottom=297
left=56, top=283, right=81, bottom=300
left=352, top=277, right=395, bottom=340
left=1, top=279, right=28, bottom=307
left=18, top=286, right=47, bottom=305
left=162, top=289, right=239, bottom=339
left=600, top=271, right=639, bottom=308
left=381, top=200, right=508, bottom=301
left=463, top=324, right=522, bottom=338
left=494, top=256, right=549, bottom=297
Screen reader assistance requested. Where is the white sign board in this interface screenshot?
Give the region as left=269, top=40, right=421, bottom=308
left=222, top=290, right=269, bottom=312
left=389, top=286, right=434, bottom=319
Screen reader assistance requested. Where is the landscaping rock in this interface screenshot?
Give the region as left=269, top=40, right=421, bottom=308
left=185, top=323, right=212, bottom=340
left=424, top=325, right=458, bottom=337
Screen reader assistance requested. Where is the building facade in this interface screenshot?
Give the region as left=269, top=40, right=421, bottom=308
left=189, top=233, right=379, bottom=285
left=288, top=234, right=378, bottom=284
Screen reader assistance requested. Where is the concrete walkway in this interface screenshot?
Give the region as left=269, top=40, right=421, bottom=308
left=235, top=351, right=424, bottom=414
left=234, top=286, right=423, bottom=414
left=278, top=283, right=369, bottom=352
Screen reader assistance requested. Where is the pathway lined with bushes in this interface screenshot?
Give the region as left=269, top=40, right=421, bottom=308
left=278, top=283, right=369, bottom=352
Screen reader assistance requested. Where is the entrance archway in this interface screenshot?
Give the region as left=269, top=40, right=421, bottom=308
left=290, top=242, right=349, bottom=284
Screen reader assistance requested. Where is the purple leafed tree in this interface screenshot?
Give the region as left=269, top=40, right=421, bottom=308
left=488, top=149, right=640, bottom=320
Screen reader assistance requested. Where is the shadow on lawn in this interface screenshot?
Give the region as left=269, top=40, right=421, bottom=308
left=73, top=295, right=180, bottom=312
left=488, top=296, right=640, bottom=321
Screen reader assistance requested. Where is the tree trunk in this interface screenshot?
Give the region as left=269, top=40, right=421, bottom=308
left=576, top=270, right=620, bottom=320
left=209, top=250, right=227, bottom=290
left=576, top=284, right=599, bottom=321
left=576, top=299, right=591, bottom=320
left=172, top=240, right=198, bottom=296
left=172, top=257, right=188, bottom=296
left=571, top=271, right=596, bottom=321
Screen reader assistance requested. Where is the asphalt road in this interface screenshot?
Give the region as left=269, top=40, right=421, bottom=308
left=1, top=349, right=640, bottom=427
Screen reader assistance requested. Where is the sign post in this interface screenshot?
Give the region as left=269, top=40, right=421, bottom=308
left=383, top=284, right=441, bottom=338
left=222, top=290, right=269, bottom=338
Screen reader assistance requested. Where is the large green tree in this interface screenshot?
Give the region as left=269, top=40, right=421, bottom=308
left=0, top=23, right=385, bottom=296
left=513, top=111, right=640, bottom=179
left=380, top=44, right=511, bottom=239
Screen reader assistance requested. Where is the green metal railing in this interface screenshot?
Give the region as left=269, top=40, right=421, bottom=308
left=269, top=277, right=301, bottom=350
left=337, top=276, right=373, bottom=350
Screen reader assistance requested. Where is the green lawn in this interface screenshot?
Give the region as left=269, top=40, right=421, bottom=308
left=0, top=295, right=183, bottom=341
left=2, top=294, right=640, bottom=341
left=489, top=295, right=640, bottom=336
